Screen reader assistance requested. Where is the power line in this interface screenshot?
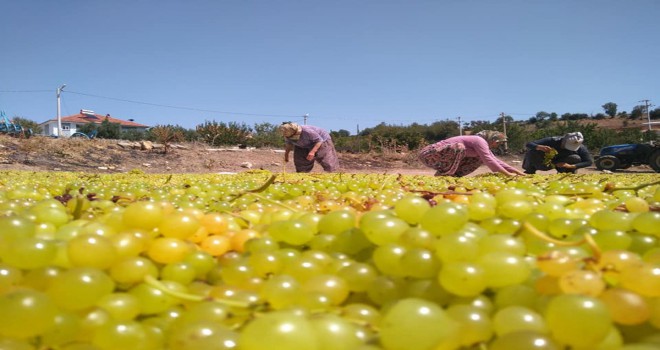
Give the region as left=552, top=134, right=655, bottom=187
left=64, top=90, right=302, bottom=119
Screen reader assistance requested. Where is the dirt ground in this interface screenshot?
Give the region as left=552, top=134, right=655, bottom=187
left=0, top=135, right=656, bottom=176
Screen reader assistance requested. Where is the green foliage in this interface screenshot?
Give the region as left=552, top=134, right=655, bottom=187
left=78, top=122, right=97, bottom=135
left=602, top=102, right=618, bottom=118
left=196, top=120, right=252, bottom=146
left=10, top=117, right=42, bottom=134
left=146, top=125, right=185, bottom=154
left=248, top=122, right=284, bottom=148
left=96, top=118, right=122, bottom=139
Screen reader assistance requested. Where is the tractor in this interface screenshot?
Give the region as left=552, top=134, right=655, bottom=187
left=594, top=142, right=660, bottom=172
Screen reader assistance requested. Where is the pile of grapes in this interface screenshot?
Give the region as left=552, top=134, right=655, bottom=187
left=0, top=170, right=659, bottom=350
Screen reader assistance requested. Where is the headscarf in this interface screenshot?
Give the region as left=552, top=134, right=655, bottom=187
left=475, top=130, right=507, bottom=143
left=279, top=122, right=302, bottom=139
left=561, top=132, right=584, bottom=151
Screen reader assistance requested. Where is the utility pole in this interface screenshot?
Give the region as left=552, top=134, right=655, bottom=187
left=457, top=116, right=462, bottom=135
left=501, top=112, right=508, bottom=151
left=303, top=113, right=309, bottom=125
left=640, top=99, right=652, bottom=132
left=56, top=84, right=66, bottom=137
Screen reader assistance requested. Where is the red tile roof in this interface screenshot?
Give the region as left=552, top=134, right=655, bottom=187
left=45, top=111, right=149, bottom=128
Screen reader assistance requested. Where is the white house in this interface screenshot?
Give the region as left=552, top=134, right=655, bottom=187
left=40, top=109, right=149, bottom=137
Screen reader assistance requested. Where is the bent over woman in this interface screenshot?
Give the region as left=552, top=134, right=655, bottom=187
left=279, top=122, right=339, bottom=172
left=418, top=130, right=525, bottom=177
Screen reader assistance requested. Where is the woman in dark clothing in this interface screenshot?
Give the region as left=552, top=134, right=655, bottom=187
left=522, top=132, right=593, bottom=174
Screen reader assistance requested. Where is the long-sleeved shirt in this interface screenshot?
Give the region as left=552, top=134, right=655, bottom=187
left=526, top=136, right=593, bottom=169
left=285, top=125, right=331, bottom=149
left=437, top=135, right=519, bottom=174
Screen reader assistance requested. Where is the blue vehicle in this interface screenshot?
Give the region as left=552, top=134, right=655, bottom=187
left=594, top=142, right=660, bottom=172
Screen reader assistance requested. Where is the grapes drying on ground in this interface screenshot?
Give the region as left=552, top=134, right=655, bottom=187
left=0, top=170, right=659, bottom=350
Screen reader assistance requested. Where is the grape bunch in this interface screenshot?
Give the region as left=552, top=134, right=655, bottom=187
left=0, top=170, right=659, bottom=349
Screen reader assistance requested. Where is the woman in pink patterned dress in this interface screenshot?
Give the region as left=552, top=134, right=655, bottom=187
left=418, top=130, right=525, bottom=177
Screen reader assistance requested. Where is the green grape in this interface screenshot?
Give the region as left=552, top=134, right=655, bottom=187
left=341, top=303, right=381, bottom=326
left=478, top=252, right=531, bottom=288
left=249, top=251, right=285, bottom=277
left=21, top=266, right=61, bottom=291
left=122, top=201, right=164, bottom=230
left=594, top=250, right=642, bottom=283
left=176, top=301, right=230, bottom=324
left=129, top=281, right=181, bottom=315
left=267, top=219, right=315, bottom=245
left=239, top=311, right=319, bottom=350
left=0, top=263, right=23, bottom=293
left=548, top=218, right=587, bottom=239
left=495, top=188, right=528, bottom=204
left=478, top=234, right=525, bottom=255
left=492, top=306, right=547, bottom=336
left=0, top=289, right=58, bottom=338
left=361, top=215, right=410, bottom=246
left=303, top=274, right=350, bottom=306
left=244, top=236, right=280, bottom=253
left=96, top=292, right=142, bottom=321
left=599, top=288, right=650, bottom=325
left=592, top=230, right=632, bottom=250
left=589, top=210, right=634, bottom=231
left=110, top=256, right=159, bottom=285
left=545, top=294, right=612, bottom=348
left=366, top=276, right=404, bottom=306
left=40, top=311, right=81, bottom=347
left=419, top=202, right=468, bottom=237
left=67, top=234, right=118, bottom=269
left=372, top=243, right=406, bottom=276
left=434, top=233, right=479, bottom=263
left=632, top=212, right=660, bottom=236
left=157, top=212, right=201, bottom=239
left=380, top=298, right=459, bottom=350
left=535, top=250, right=580, bottom=277
left=629, top=234, right=658, bottom=256
left=0, top=215, right=37, bottom=249
left=394, top=195, right=431, bottom=225
left=337, top=262, right=378, bottom=292
left=110, top=231, right=148, bottom=258
left=218, top=261, right=256, bottom=287
left=438, top=262, right=486, bottom=297
left=92, top=320, right=153, bottom=350
left=625, top=197, right=650, bottom=213
left=146, top=237, right=194, bottom=264
left=494, top=284, right=538, bottom=309
left=260, top=274, right=302, bottom=310
left=446, top=304, right=493, bottom=346
left=1, top=236, right=57, bottom=269
left=309, top=314, right=365, bottom=350
left=317, top=209, right=356, bottom=235
left=181, top=250, right=216, bottom=279
left=47, top=267, right=115, bottom=311
left=167, top=320, right=239, bottom=350
left=332, top=228, right=373, bottom=255
left=398, top=227, right=436, bottom=249
left=619, top=262, right=660, bottom=297
left=400, top=248, right=441, bottom=278
left=535, top=202, right=568, bottom=221
left=558, top=269, right=605, bottom=297
left=488, top=330, right=561, bottom=350
left=282, top=257, right=325, bottom=283
left=498, top=200, right=533, bottom=220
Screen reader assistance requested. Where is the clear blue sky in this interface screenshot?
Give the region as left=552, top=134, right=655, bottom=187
left=1, top=0, right=658, bottom=134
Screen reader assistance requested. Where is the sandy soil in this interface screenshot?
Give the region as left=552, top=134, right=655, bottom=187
left=0, top=135, right=656, bottom=176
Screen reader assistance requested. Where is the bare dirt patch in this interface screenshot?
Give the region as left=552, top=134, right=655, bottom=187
left=0, top=135, right=655, bottom=176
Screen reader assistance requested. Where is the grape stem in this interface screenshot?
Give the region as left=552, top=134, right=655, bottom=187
left=229, top=174, right=277, bottom=201
left=605, top=179, right=660, bottom=194
left=522, top=221, right=602, bottom=261
left=248, top=193, right=299, bottom=212
left=143, top=275, right=253, bottom=308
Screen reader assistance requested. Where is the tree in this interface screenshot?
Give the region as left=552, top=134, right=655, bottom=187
left=602, top=102, right=618, bottom=118
left=630, top=105, right=645, bottom=120
left=11, top=116, right=42, bottom=135
left=97, top=118, right=121, bottom=139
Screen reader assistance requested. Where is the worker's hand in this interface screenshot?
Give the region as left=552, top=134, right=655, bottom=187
left=555, top=162, right=576, bottom=169
left=536, top=145, right=553, bottom=153
left=306, top=152, right=316, bottom=161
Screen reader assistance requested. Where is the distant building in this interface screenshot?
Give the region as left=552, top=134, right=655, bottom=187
left=39, top=109, right=149, bottom=137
